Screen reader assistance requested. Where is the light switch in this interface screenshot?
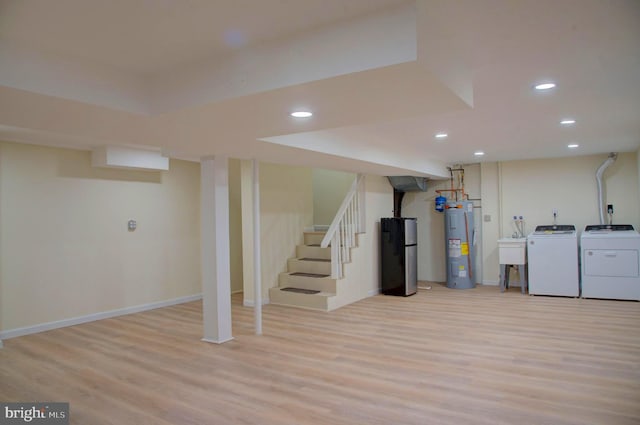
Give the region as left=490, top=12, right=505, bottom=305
left=484, top=214, right=491, bottom=222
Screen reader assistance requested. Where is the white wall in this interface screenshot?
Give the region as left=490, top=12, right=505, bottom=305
left=239, top=171, right=393, bottom=307
left=312, top=168, right=355, bottom=225
left=402, top=153, right=639, bottom=286
left=403, top=164, right=482, bottom=283
left=336, top=175, right=394, bottom=306
left=0, top=141, right=201, bottom=332
left=498, top=153, right=639, bottom=236
left=242, top=162, right=313, bottom=305
left=481, top=152, right=639, bottom=284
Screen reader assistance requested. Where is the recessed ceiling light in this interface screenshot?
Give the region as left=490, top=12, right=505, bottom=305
left=567, top=144, right=579, bottom=149
left=290, top=111, right=313, bottom=118
left=560, top=119, right=576, bottom=125
left=534, top=82, right=556, bottom=90
left=474, top=151, right=485, bottom=156
left=435, top=133, right=448, bottom=139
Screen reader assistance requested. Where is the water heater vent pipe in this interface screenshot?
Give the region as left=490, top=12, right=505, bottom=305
left=596, top=152, right=617, bottom=225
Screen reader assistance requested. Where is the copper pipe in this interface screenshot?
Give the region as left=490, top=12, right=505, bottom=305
left=464, top=211, right=473, bottom=280
left=435, top=188, right=468, bottom=199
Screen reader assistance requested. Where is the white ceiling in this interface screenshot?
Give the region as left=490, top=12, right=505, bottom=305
left=0, top=0, right=639, bottom=178
left=0, top=0, right=408, bottom=74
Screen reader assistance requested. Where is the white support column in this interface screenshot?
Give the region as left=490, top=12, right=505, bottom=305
left=240, top=160, right=255, bottom=306
left=200, top=156, right=233, bottom=344
left=252, top=159, right=262, bottom=335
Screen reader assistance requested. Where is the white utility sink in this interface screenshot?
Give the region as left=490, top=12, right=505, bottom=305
left=497, top=238, right=528, bottom=294
left=498, top=238, right=527, bottom=265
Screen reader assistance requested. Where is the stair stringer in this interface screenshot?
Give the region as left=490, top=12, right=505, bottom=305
left=327, top=230, right=379, bottom=310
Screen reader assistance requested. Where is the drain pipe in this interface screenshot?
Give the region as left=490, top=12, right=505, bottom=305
left=596, top=152, right=618, bottom=225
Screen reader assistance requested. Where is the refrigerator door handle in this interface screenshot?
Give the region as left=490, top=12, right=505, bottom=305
left=404, top=244, right=418, bottom=295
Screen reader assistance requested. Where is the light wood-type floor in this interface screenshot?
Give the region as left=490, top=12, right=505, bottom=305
left=1, top=283, right=639, bottom=425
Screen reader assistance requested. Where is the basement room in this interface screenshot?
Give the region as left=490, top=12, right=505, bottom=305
left=1, top=1, right=639, bottom=424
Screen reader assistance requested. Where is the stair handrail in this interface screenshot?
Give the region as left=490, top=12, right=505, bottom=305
left=320, top=174, right=365, bottom=278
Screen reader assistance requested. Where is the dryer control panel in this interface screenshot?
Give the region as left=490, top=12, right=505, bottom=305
left=585, top=224, right=635, bottom=232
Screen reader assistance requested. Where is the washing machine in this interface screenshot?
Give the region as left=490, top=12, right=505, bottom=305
left=581, top=224, right=640, bottom=301
left=527, top=225, right=579, bottom=297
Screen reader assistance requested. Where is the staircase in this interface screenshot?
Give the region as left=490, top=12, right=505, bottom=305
left=269, top=175, right=365, bottom=311
left=269, top=231, right=341, bottom=310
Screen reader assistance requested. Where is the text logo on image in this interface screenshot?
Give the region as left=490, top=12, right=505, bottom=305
left=1, top=403, right=68, bottom=424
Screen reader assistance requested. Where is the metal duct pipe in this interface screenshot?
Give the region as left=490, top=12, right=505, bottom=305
left=596, top=152, right=618, bottom=224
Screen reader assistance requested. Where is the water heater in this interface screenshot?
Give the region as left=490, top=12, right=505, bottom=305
left=445, top=201, right=476, bottom=289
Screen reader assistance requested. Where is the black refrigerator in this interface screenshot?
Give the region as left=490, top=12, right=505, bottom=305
left=380, top=217, right=417, bottom=296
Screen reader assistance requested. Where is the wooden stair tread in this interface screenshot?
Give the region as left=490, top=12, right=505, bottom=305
left=290, top=272, right=330, bottom=278
left=280, top=287, right=321, bottom=295
left=298, top=257, right=331, bottom=262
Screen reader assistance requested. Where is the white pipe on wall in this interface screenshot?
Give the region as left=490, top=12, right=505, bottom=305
left=497, top=162, right=504, bottom=238
left=596, top=153, right=617, bottom=225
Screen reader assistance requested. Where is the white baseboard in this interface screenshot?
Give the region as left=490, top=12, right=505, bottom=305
left=368, top=288, right=380, bottom=296
left=242, top=298, right=270, bottom=307
left=202, top=336, right=235, bottom=344
left=482, top=280, right=500, bottom=286
left=0, top=293, right=203, bottom=341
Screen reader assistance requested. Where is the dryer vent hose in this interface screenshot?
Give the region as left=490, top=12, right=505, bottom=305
left=596, top=153, right=617, bottom=225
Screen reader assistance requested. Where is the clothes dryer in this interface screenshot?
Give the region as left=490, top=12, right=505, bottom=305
left=581, top=224, right=640, bottom=301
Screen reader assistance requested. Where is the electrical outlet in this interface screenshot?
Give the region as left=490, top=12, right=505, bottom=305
left=552, top=208, right=558, bottom=216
